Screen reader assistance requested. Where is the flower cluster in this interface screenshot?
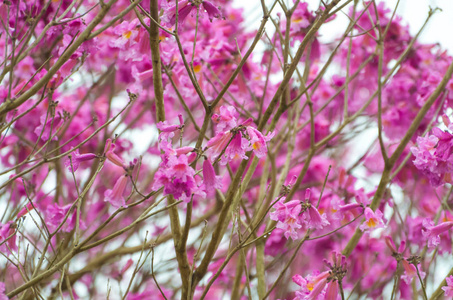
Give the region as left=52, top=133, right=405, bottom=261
left=1, top=0, right=453, bottom=299
left=270, top=189, right=329, bottom=240
left=206, top=106, right=273, bottom=164
left=292, top=251, right=347, bottom=300
left=411, top=124, right=453, bottom=187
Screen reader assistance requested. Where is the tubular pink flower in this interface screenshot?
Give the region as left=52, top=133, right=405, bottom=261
left=0, top=221, right=17, bottom=252
left=167, top=1, right=192, bottom=26
left=442, top=275, right=453, bottom=297
left=206, top=131, right=231, bottom=150
left=152, top=153, right=201, bottom=203
left=132, top=66, right=153, bottom=82
left=246, top=126, right=272, bottom=158
left=206, top=131, right=234, bottom=163
left=157, top=121, right=180, bottom=133
left=385, top=236, right=406, bottom=254
left=302, top=190, right=330, bottom=230
left=175, top=146, right=194, bottom=156
left=401, top=259, right=416, bottom=283
left=306, top=277, right=327, bottom=300
left=212, top=105, right=238, bottom=132
left=166, top=0, right=224, bottom=26
left=422, top=219, right=453, bottom=247
left=46, top=203, right=81, bottom=233
left=178, top=114, right=184, bottom=125
left=401, top=260, right=425, bottom=285
left=104, top=138, right=113, bottom=153
left=359, top=207, right=385, bottom=232
left=17, top=202, right=34, bottom=219
left=202, top=160, right=222, bottom=193
left=338, top=203, right=362, bottom=213
left=34, top=114, right=63, bottom=141
left=270, top=198, right=302, bottom=240
left=0, top=282, right=7, bottom=300
left=202, top=1, right=223, bottom=22
left=104, top=175, right=128, bottom=208
left=306, top=205, right=330, bottom=230
left=106, top=144, right=126, bottom=168
left=325, top=280, right=339, bottom=300
left=64, top=149, right=97, bottom=172
left=227, top=133, right=249, bottom=162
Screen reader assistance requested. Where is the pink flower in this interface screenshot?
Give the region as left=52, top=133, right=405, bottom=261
left=34, top=113, right=63, bottom=141
left=157, top=120, right=181, bottom=140
left=305, top=205, right=329, bottom=230
left=64, top=149, right=97, bottom=172
left=359, top=207, right=385, bottom=232
left=270, top=198, right=302, bottom=240
left=46, top=203, right=82, bottom=233
left=302, top=189, right=330, bottom=230
left=384, top=236, right=406, bottom=254
left=17, top=202, right=34, bottom=219
left=306, top=277, right=328, bottom=300
left=165, top=0, right=223, bottom=26
left=105, top=175, right=129, bottom=208
left=0, top=221, right=17, bottom=252
left=294, top=271, right=330, bottom=299
left=206, top=106, right=273, bottom=164
left=442, top=275, right=453, bottom=297
left=401, top=260, right=424, bottom=284
left=422, top=219, right=453, bottom=248
left=246, top=126, right=274, bottom=158
left=325, top=280, right=339, bottom=300
left=202, top=160, right=222, bottom=195
left=212, top=105, right=238, bottom=132
left=110, top=20, right=139, bottom=49
left=411, top=127, right=453, bottom=187
left=227, top=133, right=249, bottom=162
left=206, top=131, right=233, bottom=151
left=0, top=282, right=7, bottom=300
left=105, top=143, right=126, bottom=168
left=153, top=154, right=202, bottom=203
left=201, top=1, right=223, bottom=21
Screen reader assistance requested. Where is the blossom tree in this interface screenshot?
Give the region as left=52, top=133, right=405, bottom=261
left=1, top=0, right=453, bottom=299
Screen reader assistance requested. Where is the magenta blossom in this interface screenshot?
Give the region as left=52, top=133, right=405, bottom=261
left=384, top=236, right=406, bottom=254
left=17, top=202, right=34, bottom=219
left=153, top=154, right=203, bottom=203
left=442, top=275, right=453, bottom=297
left=270, top=198, right=302, bottom=240
left=246, top=126, right=274, bottom=158
left=202, top=159, right=222, bottom=195
left=293, top=271, right=330, bottom=299
left=411, top=127, right=453, bottom=186
left=157, top=120, right=182, bottom=140
left=206, top=126, right=272, bottom=164
left=359, top=207, right=385, bottom=232
left=0, top=282, right=7, bottom=300
left=34, top=113, right=63, bottom=141
left=401, top=260, right=425, bottom=284
left=422, top=219, right=453, bottom=248
left=105, top=142, right=126, bottom=168
left=0, top=221, right=17, bottom=252
left=302, top=189, right=330, bottom=230
left=46, top=203, right=83, bottom=233
left=212, top=105, right=238, bottom=132
left=64, top=149, right=97, bottom=172
left=105, top=175, right=129, bottom=208
left=165, top=0, right=223, bottom=26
